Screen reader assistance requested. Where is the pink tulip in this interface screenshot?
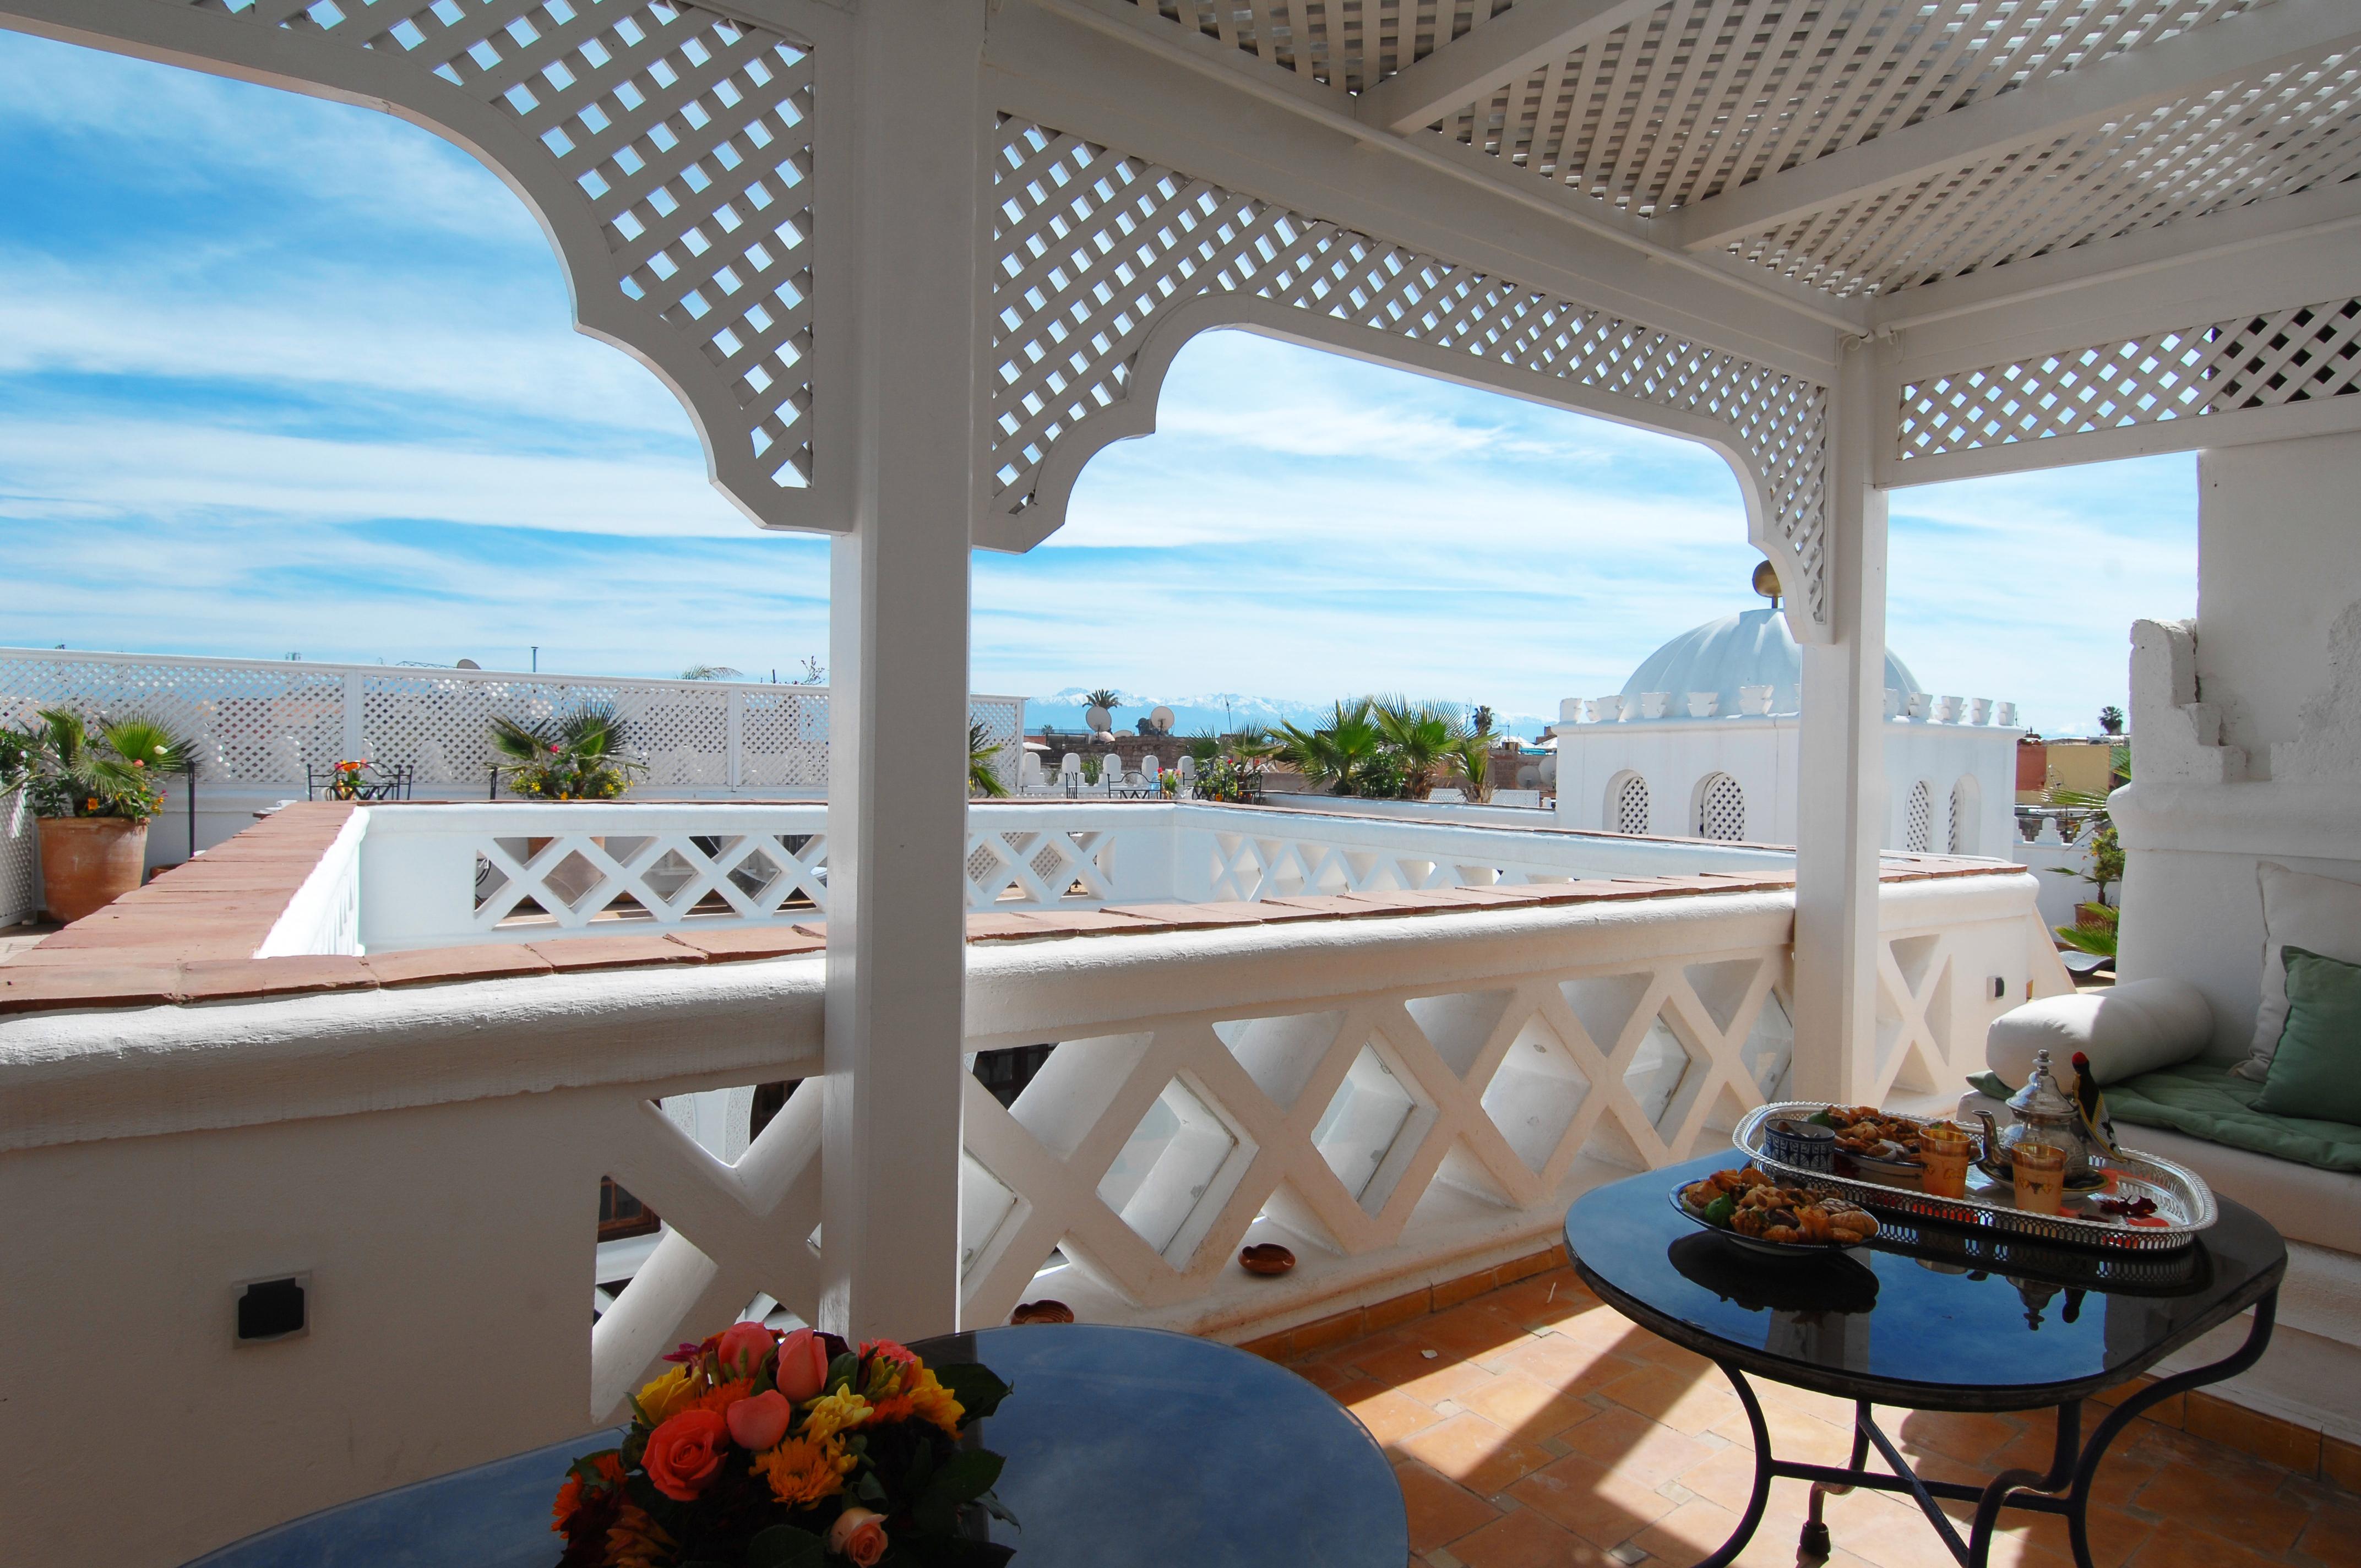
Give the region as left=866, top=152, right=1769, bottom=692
left=725, top=1389, right=793, bottom=1451
left=774, top=1326, right=830, bottom=1402
left=716, top=1320, right=775, bottom=1380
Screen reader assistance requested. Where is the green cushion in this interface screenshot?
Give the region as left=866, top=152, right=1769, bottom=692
left=2256, top=945, right=2361, bottom=1126
left=2102, top=1062, right=2361, bottom=1173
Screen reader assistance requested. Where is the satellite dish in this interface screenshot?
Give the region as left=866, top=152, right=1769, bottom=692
left=1150, top=705, right=1175, bottom=733
left=1084, top=704, right=1112, bottom=731
left=455, top=658, right=481, bottom=669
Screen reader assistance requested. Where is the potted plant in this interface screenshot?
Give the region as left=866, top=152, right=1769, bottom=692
left=12, top=708, right=189, bottom=923
left=490, top=704, right=646, bottom=801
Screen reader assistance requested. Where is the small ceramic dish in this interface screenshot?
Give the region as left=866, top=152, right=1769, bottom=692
left=1239, top=1243, right=1296, bottom=1276
left=1840, top=1141, right=1928, bottom=1182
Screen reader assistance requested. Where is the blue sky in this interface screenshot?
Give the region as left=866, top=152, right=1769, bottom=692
left=0, top=31, right=2195, bottom=737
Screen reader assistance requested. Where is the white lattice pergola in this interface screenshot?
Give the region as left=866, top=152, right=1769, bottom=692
left=11, top=0, right=2359, bottom=1340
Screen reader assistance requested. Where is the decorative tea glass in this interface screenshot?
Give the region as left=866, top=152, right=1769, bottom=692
left=1919, top=1121, right=1973, bottom=1199
left=2011, top=1141, right=2067, bottom=1215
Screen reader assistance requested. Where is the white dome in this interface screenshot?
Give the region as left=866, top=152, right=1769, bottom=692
left=1620, top=607, right=1920, bottom=717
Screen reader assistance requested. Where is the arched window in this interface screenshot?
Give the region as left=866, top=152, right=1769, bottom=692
left=1696, top=772, right=1745, bottom=841
left=1611, top=772, right=1650, bottom=835
left=1905, top=780, right=1934, bottom=852
left=1949, top=776, right=1982, bottom=854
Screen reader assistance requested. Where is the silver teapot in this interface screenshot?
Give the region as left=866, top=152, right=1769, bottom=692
left=1975, top=1049, right=2099, bottom=1182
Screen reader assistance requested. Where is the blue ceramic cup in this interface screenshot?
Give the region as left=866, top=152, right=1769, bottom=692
left=1764, top=1117, right=1837, bottom=1173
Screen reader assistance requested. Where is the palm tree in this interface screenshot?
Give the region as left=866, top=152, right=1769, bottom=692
left=491, top=704, right=644, bottom=799
left=969, top=722, right=1010, bottom=798
left=680, top=664, right=742, bottom=680
left=15, top=708, right=188, bottom=820
left=1444, top=732, right=1493, bottom=802
left=1082, top=688, right=1122, bottom=720
left=1369, top=698, right=1459, bottom=800
left=1269, top=699, right=1386, bottom=795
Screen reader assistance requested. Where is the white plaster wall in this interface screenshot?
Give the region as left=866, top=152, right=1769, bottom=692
left=1554, top=717, right=2016, bottom=853
left=2197, top=431, right=2361, bottom=776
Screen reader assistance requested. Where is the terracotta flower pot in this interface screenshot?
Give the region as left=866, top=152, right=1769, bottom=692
left=36, top=816, right=149, bottom=923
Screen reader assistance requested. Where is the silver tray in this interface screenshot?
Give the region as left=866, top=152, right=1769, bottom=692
left=1732, top=1102, right=2218, bottom=1253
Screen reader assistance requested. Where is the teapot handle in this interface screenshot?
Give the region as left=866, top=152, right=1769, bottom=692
left=1973, top=1109, right=2007, bottom=1178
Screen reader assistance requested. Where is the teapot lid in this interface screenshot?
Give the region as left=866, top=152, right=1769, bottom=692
left=2007, top=1049, right=2079, bottom=1120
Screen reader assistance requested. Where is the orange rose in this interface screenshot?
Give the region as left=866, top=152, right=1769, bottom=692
left=829, top=1506, right=889, bottom=1566
left=642, top=1408, right=730, bottom=1501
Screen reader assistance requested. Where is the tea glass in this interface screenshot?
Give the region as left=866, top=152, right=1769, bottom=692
left=1918, top=1122, right=1973, bottom=1199
left=2010, top=1141, right=2068, bottom=1215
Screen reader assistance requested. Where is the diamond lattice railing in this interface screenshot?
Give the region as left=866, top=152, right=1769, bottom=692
left=161, top=0, right=817, bottom=493
left=954, top=944, right=1800, bottom=1325
left=989, top=118, right=1830, bottom=624
left=1897, top=295, right=2361, bottom=461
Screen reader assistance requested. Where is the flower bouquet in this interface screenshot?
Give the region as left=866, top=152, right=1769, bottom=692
left=554, top=1324, right=1015, bottom=1568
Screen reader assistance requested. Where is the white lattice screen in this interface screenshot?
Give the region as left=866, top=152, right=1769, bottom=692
left=1905, top=779, right=1934, bottom=853
left=1128, top=0, right=1514, bottom=93
left=169, top=0, right=817, bottom=491
left=1614, top=773, right=1650, bottom=835
left=989, top=118, right=1830, bottom=623
left=0, top=651, right=1022, bottom=793
left=1695, top=772, right=1744, bottom=841
left=0, top=788, right=35, bottom=926
left=1898, top=296, right=2361, bottom=462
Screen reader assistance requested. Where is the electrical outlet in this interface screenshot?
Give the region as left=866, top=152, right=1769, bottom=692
left=1989, top=975, right=2008, bottom=1001
left=235, top=1273, right=309, bottom=1344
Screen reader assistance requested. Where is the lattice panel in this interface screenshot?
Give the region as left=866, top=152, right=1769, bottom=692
left=956, top=949, right=1785, bottom=1321
left=992, top=119, right=1828, bottom=620
left=173, top=0, right=817, bottom=487
left=363, top=674, right=730, bottom=786
left=1204, top=829, right=1586, bottom=902
left=1614, top=772, right=1651, bottom=835
left=1127, top=0, right=1514, bottom=94
left=1897, top=296, right=2361, bottom=461
left=740, top=688, right=829, bottom=788
left=1733, top=40, right=2361, bottom=296
left=1430, top=0, right=2266, bottom=227
left=0, top=788, right=36, bottom=925
left=970, top=696, right=1025, bottom=793
left=1695, top=771, right=1744, bottom=841
left=475, top=826, right=830, bottom=930
left=1904, top=780, right=1934, bottom=853
left=0, top=654, right=347, bottom=783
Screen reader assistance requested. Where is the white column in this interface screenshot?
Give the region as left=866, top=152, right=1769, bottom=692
left=1793, top=342, right=1890, bottom=1103
left=820, top=1, right=986, bottom=1341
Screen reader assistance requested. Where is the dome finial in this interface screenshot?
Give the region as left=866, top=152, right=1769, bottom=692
left=1751, top=559, right=1782, bottom=608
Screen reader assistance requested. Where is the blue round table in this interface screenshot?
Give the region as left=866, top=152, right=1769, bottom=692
left=184, top=1322, right=1406, bottom=1567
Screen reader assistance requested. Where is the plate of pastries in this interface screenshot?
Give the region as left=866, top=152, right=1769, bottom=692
left=1675, top=1164, right=1881, bottom=1256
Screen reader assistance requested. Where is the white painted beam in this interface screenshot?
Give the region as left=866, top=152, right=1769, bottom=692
left=1354, top=0, right=1661, bottom=134
left=1673, top=0, right=2361, bottom=253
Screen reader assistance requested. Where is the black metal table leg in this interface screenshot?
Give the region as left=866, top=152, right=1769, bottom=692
left=1802, top=1400, right=1872, bottom=1558
left=1692, top=1361, right=1775, bottom=1568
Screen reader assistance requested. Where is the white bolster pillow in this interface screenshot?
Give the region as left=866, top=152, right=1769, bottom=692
left=1985, top=978, right=2214, bottom=1088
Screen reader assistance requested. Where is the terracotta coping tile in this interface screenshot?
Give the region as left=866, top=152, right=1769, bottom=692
left=662, top=928, right=828, bottom=961
left=1259, top=894, right=1369, bottom=916
left=0, top=964, right=184, bottom=1013
left=363, top=945, right=561, bottom=986
left=178, top=956, right=380, bottom=1001
left=1008, top=909, right=1168, bottom=935
left=790, top=919, right=829, bottom=938
left=966, top=913, right=1047, bottom=941
left=1099, top=901, right=1269, bottom=928
left=524, top=935, right=710, bottom=971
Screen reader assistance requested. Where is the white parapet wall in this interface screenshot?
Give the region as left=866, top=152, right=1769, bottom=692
left=0, top=866, right=2051, bottom=1568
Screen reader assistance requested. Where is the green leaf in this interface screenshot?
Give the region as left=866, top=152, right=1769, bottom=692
left=568, top=1451, right=622, bottom=1488
left=826, top=1351, right=862, bottom=1393
left=745, top=1524, right=826, bottom=1568
left=856, top=1471, right=889, bottom=1505
left=976, top=1489, right=1021, bottom=1528
left=930, top=1449, right=1005, bottom=1505
left=932, top=1362, right=1011, bottom=1422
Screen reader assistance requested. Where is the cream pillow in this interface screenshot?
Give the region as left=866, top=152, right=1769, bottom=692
left=2241, top=862, right=2361, bottom=1081
left=1986, top=979, right=2212, bottom=1089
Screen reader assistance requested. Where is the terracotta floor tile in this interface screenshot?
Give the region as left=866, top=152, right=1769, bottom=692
left=1394, top=1411, right=1560, bottom=1496
left=1710, top=1391, right=1862, bottom=1466
left=2124, top=1523, right=2303, bottom=1568
left=1631, top=1496, right=1892, bottom=1568
left=2133, top=1461, right=2310, bottom=1553
left=2084, top=1444, right=2170, bottom=1515
left=1554, top=1404, right=1720, bottom=1489
left=1992, top=1502, right=2156, bottom=1568
left=1478, top=1327, right=1645, bottom=1393
left=1403, top=1303, right=1535, bottom=1362
left=1596, top=1359, right=1745, bottom=1436
left=1754, top=1378, right=1866, bottom=1431
left=1354, top=1340, right=1504, bottom=1405
left=1343, top=1384, right=1448, bottom=1446
left=1286, top=1357, right=1355, bottom=1392
left=1482, top=1270, right=1596, bottom=1327
left=1504, top=1451, right=1678, bottom=1545
left=2296, top=1495, right=2361, bottom=1568
left=1618, top=1327, right=1717, bottom=1376
left=1394, top=1459, right=1501, bottom=1554
left=1451, top=1369, right=1598, bottom=1442
left=1445, top=1503, right=1619, bottom=1568
left=1893, top=1407, right=2027, bottom=1468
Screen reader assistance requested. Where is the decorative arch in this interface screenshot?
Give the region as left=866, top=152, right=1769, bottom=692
left=1949, top=775, right=1982, bottom=855
left=1903, top=779, right=1935, bottom=854
left=1693, top=772, right=1745, bottom=842
left=1608, top=770, right=1650, bottom=836
left=983, top=118, right=1832, bottom=640
left=10, top=0, right=829, bottom=530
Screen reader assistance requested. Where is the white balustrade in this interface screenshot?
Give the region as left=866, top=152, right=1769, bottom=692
left=1637, top=692, right=1671, bottom=719
left=1685, top=691, right=1719, bottom=718
left=0, top=866, right=2056, bottom=1563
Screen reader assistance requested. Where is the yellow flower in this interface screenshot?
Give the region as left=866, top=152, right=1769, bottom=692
left=752, top=1433, right=856, bottom=1508
left=905, top=1366, right=965, bottom=1438
left=635, top=1364, right=704, bottom=1427
left=602, top=1500, right=675, bottom=1568
left=798, top=1388, right=871, bottom=1444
